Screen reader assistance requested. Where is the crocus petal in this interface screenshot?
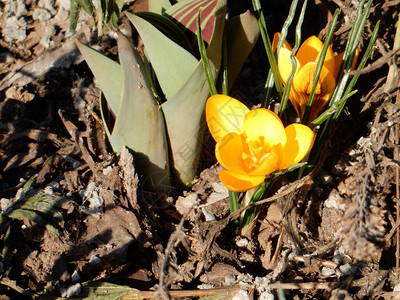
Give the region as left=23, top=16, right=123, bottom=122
left=292, top=63, right=336, bottom=120
left=297, top=36, right=336, bottom=77
left=219, top=169, right=266, bottom=192
left=215, top=132, right=246, bottom=174
left=272, top=32, right=292, bottom=52
left=249, top=144, right=282, bottom=176
left=280, top=124, right=315, bottom=170
left=289, top=88, right=303, bottom=118
left=278, top=48, right=300, bottom=85
left=206, top=94, right=249, bottom=142
left=296, top=36, right=323, bottom=66
left=316, top=46, right=336, bottom=77
left=242, top=109, right=287, bottom=149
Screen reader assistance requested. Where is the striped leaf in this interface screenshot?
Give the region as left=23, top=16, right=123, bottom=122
left=164, top=0, right=218, bottom=44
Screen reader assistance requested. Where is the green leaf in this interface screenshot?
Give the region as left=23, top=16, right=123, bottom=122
left=69, top=0, right=81, bottom=33
left=148, top=0, right=172, bottom=13
left=135, top=11, right=195, bottom=54
left=225, top=10, right=260, bottom=90
left=8, top=209, right=59, bottom=235
left=79, top=281, right=141, bottom=299
left=110, top=32, right=170, bottom=190
left=127, top=13, right=198, bottom=99
left=75, top=0, right=95, bottom=16
left=76, top=41, right=122, bottom=116
left=162, top=0, right=226, bottom=186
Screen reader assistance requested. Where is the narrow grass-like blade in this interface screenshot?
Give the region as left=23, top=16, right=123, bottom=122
left=301, top=9, right=339, bottom=124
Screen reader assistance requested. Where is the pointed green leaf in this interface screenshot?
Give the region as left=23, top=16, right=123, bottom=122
left=80, top=281, right=141, bottom=298
left=135, top=11, right=195, bottom=54
left=76, top=41, right=122, bottom=116
left=149, top=0, right=172, bottom=13
left=162, top=0, right=226, bottom=186
left=127, top=13, right=198, bottom=99
left=69, top=0, right=80, bottom=33
left=225, top=10, right=260, bottom=89
left=111, top=32, right=170, bottom=190
left=8, top=209, right=59, bottom=235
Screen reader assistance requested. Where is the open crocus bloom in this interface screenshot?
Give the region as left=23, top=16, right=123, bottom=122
left=273, top=33, right=356, bottom=122
left=206, top=95, right=315, bottom=192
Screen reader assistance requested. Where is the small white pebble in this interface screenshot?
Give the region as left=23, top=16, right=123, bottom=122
left=71, top=270, right=80, bottom=283
left=60, top=283, right=82, bottom=298
left=321, top=267, right=335, bottom=277
left=232, top=290, right=249, bottom=300
left=259, top=291, right=274, bottom=300
left=394, top=283, right=400, bottom=292
left=74, top=96, right=86, bottom=110
left=44, top=186, right=54, bottom=195
left=197, top=283, right=214, bottom=290
left=201, top=207, right=215, bottom=221
left=225, top=275, right=236, bottom=285
left=103, top=166, right=113, bottom=176
left=236, top=237, right=249, bottom=248
left=88, top=255, right=102, bottom=265
left=339, top=263, right=357, bottom=275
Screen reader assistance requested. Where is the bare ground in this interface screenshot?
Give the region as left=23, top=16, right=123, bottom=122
left=0, top=0, right=400, bottom=299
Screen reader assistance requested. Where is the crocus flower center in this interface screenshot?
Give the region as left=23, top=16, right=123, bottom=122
left=241, top=134, right=271, bottom=170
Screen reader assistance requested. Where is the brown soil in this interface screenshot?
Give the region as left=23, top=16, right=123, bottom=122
left=0, top=0, right=399, bottom=299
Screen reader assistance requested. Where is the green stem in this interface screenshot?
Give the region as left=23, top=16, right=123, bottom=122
left=252, top=0, right=283, bottom=96
left=229, top=191, right=240, bottom=232
left=196, top=8, right=217, bottom=96
left=301, top=9, right=339, bottom=124
left=279, top=0, right=308, bottom=117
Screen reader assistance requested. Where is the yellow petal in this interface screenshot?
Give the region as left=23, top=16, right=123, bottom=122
left=296, top=36, right=323, bottom=66
left=317, top=45, right=336, bottom=77
left=215, top=132, right=246, bottom=174
left=292, top=63, right=336, bottom=119
left=297, top=36, right=336, bottom=77
left=278, top=48, right=300, bottom=85
left=242, top=108, right=287, bottom=149
left=249, top=144, right=282, bottom=176
left=288, top=88, right=304, bottom=118
left=280, top=124, right=314, bottom=170
left=206, top=95, right=249, bottom=142
left=272, top=32, right=292, bottom=52
left=219, top=169, right=266, bottom=192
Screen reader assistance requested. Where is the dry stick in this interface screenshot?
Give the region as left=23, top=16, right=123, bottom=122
left=395, top=88, right=400, bottom=277
left=124, top=282, right=335, bottom=299
left=156, top=204, right=197, bottom=300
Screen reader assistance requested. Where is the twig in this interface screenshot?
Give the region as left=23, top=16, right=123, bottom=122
left=395, top=88, right=400, bottom=277
left=0, top=277, right=33, bottom=297
left=58, top=109, right=96, bottom=172
left=348, top=48, right=400, bottom=76
left=156, top=204, right=197, bottom=299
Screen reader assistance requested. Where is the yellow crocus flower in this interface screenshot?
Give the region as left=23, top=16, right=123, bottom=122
left=206, top=95, right=315, bottom=192
left=273, top=33, right=355, bottom=122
